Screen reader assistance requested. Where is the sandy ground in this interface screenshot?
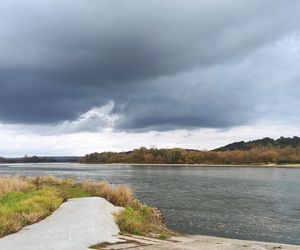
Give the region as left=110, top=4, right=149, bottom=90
left=101, top=235, right=300, bottom=250
left=0, top=197, right=122, bottom=250
left=137, top=235, right=300, bottom=250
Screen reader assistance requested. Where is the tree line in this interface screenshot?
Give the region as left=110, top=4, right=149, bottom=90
left=80, top=146, right=300, bottom=165
left=0, top=156, right=79, bottom=163
left=215, top=136, right=300, bottom=151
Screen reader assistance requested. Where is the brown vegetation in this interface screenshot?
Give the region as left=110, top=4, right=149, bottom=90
left=80, top=146, right=300, bottom=165
left=0, top=176, right=32, bottom=197
left=79, top=180, right=133, bottom=207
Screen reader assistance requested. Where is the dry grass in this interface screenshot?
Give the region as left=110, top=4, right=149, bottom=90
left=0, top=176, right=32, bottom=197
left=79, top=180, right=133, bottom=207
left=0, top=176, right=133, bottom=206
left=29, top=176, right=75, bottom=189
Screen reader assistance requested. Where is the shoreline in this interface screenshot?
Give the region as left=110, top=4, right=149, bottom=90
left=1, top=197, right=299, bottom=250
left=2, top=162, right=300, bottom=168
left=80, top=163, right=300, bottom=168
left=93, top=234, right=300, bottom=249
left=149, top=234, right=300, bottom=250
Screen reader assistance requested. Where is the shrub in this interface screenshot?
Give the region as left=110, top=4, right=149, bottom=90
left=115, top=199, right=171, bottom=238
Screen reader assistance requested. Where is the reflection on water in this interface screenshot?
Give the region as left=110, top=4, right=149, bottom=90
left=0, top=163, right=300, bottom=245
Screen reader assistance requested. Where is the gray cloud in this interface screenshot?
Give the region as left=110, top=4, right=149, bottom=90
left=0, top=0, right=300, bottom=131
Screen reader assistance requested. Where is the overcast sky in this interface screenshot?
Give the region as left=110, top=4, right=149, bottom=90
left=1, top=0, right=300, bottom=156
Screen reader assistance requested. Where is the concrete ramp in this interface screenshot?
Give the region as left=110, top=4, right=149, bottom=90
left=0, top=197, right=121, bottom=250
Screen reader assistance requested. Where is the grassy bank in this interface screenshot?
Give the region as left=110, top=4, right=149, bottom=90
left=0, top=176, right=170, bottom=239
left=114, top=199, right=171, bottom=239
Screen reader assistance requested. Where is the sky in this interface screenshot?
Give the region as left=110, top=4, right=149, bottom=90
left=1, top=0, right=300, bottom=157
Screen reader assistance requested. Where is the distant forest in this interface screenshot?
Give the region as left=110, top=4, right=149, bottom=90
left=215, top=136, right=300, bottom=151
left=80, top=137, right=300, bottom=165
left=2, top=137, right=300, bottom=165
left=0, top=156, right=80, bottom=164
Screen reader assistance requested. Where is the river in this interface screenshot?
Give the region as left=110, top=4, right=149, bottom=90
left=0, top=163, right=299, bottom=245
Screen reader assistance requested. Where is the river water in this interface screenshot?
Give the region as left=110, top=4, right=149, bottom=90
left=0, top=163, right=299, bottom=245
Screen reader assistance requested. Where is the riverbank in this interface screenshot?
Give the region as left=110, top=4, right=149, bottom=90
left=104, top=235, right=300, bottom=250
left=2, top=162, right=300, bottom=168
left=80, top=146, right=300, bottom=166
left=0, top=176, right=132, bottom=237
left=0, top=197, right=299, bottom=249
left=80, top=162, right=300, bottom=168
left=0, top=197, right=300, bottom=250
left=0, top=176, right=170, bottom=239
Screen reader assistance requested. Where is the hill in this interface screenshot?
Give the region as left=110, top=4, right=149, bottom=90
left=214, top=136, right=300, bottom=151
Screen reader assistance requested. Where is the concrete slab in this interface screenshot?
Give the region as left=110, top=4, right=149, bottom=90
left=130, top=235, right=300, bottom=250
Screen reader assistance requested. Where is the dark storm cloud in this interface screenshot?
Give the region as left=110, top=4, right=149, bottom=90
left=0, top=0, right=300, bottom=130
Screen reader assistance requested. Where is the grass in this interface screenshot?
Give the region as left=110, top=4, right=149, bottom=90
left=0, top=189, right=62, bottom=236
left=0, top=176, right=171, bottom=240
left=79, top=180, right=133, bottom=207
left=114, top=199, right=171, bottom=238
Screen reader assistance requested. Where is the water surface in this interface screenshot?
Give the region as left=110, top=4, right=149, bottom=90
left=0, top=163, right=299, bottom=245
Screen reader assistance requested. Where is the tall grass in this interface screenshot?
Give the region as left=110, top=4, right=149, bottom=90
left=0, top=176, right=32, bottom=197
left=79, top=180, right=133, bottom=206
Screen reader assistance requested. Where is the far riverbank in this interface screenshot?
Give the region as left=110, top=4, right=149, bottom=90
left=3, top=162, right=300, bottom=168
left=80, top=163, right=300, bottom=168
